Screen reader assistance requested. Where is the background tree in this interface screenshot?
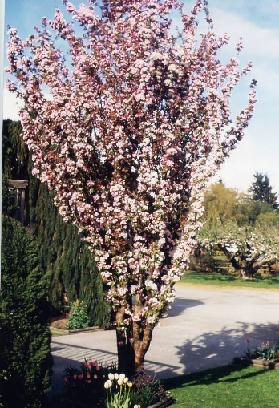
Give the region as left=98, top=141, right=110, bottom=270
left=0, top=216, right=52, bottom=408
left=199, top=222, right=279, bottom=278
left=7, top=0, right=256, bottom=374
left=203, top=181, right=276, bottom=228
left=2, top=119, right=29, bottom=179
left=249, top=172, right=278, bottom=208
left=256, top=211, right=279, bottom=229
left=235, top=193, right=273, bottom=226
left=204, top=182, right=239, bottom=226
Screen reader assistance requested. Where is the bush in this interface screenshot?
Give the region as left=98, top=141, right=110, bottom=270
left=67, top=300, right=89, bottom=330
left=248, top=342, right=279, bottom=360
left=0, top=216, right=52, bottom=408
left=129, top=372, right=169, bottom=408
left=3, top=119, right=111, bottom=328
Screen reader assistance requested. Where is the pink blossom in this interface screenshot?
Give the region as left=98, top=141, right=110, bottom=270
left=7, top=0, right=256, bottom=329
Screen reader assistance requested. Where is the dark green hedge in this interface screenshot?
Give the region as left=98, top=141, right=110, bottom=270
left=0, top=216, right=52, bottom=408
left=30, top=179, right=110, bottom=326
left=2, top=119, right=110, bottom=326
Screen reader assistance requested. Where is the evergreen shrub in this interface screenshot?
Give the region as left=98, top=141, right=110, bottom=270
left=2, top=119, right=110, bottom=328
left=0, top=216, right=52, bottom=408
left=67, top=300, right=89, bottom=330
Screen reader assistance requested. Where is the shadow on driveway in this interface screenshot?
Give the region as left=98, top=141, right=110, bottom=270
left=158, top=322, right=279, bottom=380
left=167, top=297, right=204, bottom=318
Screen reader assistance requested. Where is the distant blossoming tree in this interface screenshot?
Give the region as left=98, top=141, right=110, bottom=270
left=7, top=0, right=256, bottom=374
left=199, top=223, right=279, bottom=278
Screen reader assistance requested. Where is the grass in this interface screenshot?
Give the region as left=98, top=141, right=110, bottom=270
left=179, top=271, right=279, bottom=289
left=165, top=365, right=279, bottom=408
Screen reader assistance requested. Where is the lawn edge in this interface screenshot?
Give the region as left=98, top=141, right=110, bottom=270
left=176, top=281, right=279, bottom=291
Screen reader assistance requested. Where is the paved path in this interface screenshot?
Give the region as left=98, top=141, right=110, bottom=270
left=52, top=284, right=279, bottom=393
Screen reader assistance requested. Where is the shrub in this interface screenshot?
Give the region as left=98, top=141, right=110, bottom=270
left=2, top=119, right=111, bottom=328
left=248, top=342, right=279, bottom=360
left=67, top=300, right=89, bottom=330
left=129, top=372, right=169, bottom=408
left=0, top=216, right=52, bottom=408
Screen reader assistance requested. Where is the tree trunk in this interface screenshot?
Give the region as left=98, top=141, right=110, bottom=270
left=115, top=308, right=153, bottom=376
left=116, top=326, right=135, bottom=377
left=133, top=322, right=153, bottom=373
left=218, top=245, right=252, bottom=279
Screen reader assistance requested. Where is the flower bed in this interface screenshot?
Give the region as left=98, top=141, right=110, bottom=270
left=250, top=358, right=279, bottom=369
left=60, top=361, right=174, bottom=408
left=233, top=356, right=279, bottom=370
left=60, top=396, right=174, bottom=408
left=233, top=340, right=279, bottom=370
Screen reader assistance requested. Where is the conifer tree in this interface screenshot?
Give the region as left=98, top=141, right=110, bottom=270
left=250, top=172, right=278, bottom=208
left=2, top=119, right=109, bottom=325
left=0, top=216, right=52, bottom=408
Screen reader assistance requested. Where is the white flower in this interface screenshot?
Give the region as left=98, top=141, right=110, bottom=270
left=151, top=51, right=162, bottom=60
left=147, top=315, right=157, bottom=324
left=114, top=373, right=119, bottom=380
left=123, top=377, right=128, bottom=384
left=104, top=380, right=112, bottom=389
left=118, top=373, right=126, bottom=380
left=108, top=373, right=114, bottom=380
left=145, top=280, right=157, bottom=291
left=118, top=378, right=124, bottom=386
left=168, top=63, right=177, bottom=72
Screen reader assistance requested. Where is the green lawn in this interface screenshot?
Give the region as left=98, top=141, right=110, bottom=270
left=165, top=365, right=279, bottom=408
left=179, top=271, right=279, bottom=289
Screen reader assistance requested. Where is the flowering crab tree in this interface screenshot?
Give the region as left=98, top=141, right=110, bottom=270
left=7, top=0, right=256, bottom=374
left=199, top=223, right=279, bottom=278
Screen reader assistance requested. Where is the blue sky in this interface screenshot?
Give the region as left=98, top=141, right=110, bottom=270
left=3, top=0, right=279, bottom=194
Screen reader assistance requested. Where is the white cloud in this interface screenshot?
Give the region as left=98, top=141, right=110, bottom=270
left=211, top=7, right=279, bottom=61
left=215, top=126, right=279, bottom=194
left=3, top=88, right=23, bottom=120
left=207, top=6, right=279, bottom=194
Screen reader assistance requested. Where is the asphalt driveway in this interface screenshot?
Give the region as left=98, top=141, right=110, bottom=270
left=51, top=284, right=279, bottom=393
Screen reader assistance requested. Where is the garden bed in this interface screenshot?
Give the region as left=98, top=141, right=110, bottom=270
left=148, top=396, right=175, bottom=407
left=61, top=363, right=173, bottom=408
left=61, top=397, right=175, bottom=408
left=251, top=357, right=279, bottom=369
left=50, top=315, right=103, bottom=335
left=50, top=324, right=102, bottom=336
left=68, top=326, right=102, bottom=334
left=232, top=356, right=279, bottom=370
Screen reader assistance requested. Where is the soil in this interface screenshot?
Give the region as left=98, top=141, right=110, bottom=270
left=51, top=316, right=69, bottom=330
